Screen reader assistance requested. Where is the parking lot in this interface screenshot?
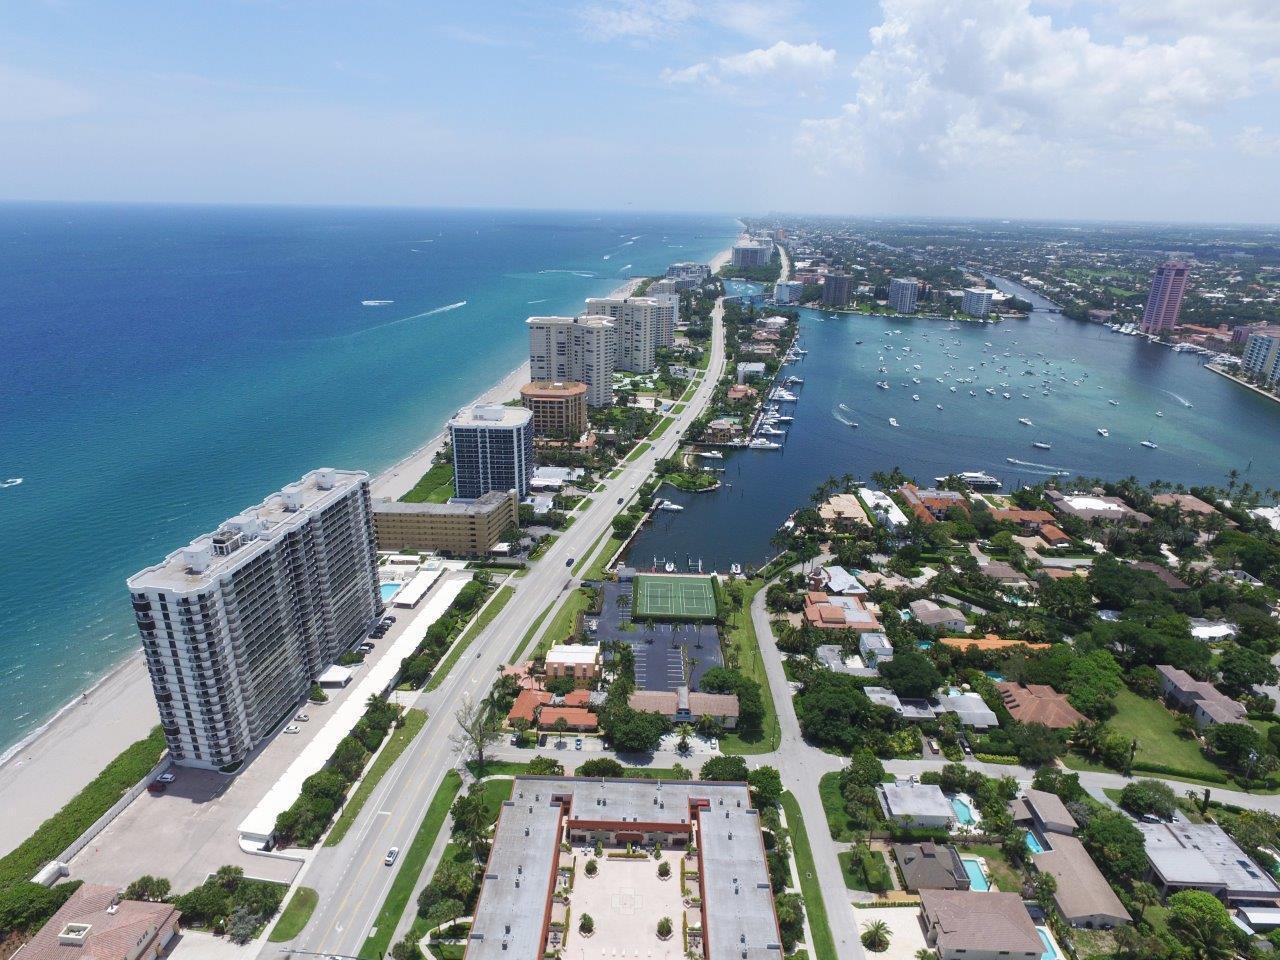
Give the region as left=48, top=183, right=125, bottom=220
left=592, top=582, right=722, bottom=692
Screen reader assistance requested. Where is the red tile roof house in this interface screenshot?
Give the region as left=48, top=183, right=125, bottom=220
left=537, top=706, right=597, bottom=732
left=802, top=592, right=882, bottom=633
left=899, top=484, right=970, bottom=525
left=990, top=508, right=1057, bottom=530
left=14, top=884, right=180, bottom=960
left=996, top=682, right=1087, bottom=729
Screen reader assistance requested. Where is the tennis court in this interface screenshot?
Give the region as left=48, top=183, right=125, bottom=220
left=632, top=574, right=717, bottom=621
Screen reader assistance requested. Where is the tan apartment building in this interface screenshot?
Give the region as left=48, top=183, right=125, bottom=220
left=520, top=380, right=588, bottom=438
left=544, top=643, right=601, bottom=687
left=372, top=489, right=517, bottom=557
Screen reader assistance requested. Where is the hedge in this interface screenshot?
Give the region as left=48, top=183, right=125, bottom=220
left=1129, top=762, right=1231, bottom=785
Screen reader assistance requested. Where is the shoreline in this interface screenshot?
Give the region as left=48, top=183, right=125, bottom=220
left=0, top=263, right=701, bottom=856
left=1205, top=363, right=1280, bottom=405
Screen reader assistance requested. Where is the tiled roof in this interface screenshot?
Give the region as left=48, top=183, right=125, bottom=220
left=1032, top=834, right=1131, bottom=924
left=996, top=682, right=1086, bottom=729
left=15, top=884, right=179, bottom=960
left=940, top=634, right=1049, bottom=652
left=921, top=889, right=1042, bottom=955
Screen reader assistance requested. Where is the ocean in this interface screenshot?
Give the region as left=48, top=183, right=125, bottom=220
left=0, top=203, right=739, bottom=753
left=627, top=278, right=1280, bottom=571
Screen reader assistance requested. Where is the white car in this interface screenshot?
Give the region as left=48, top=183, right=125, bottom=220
left=295, top=713, right=310, bottom=722
left=156, top=772, right=176, bottom=784
left=284, top=724, right=301, bottom=734
left=384, top=847, right=399, bottom=866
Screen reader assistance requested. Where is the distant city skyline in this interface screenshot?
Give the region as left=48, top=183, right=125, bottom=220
left=0, top=2, right=1278, bottom=221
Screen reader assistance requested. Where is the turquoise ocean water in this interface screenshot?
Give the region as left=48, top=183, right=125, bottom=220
left=0, top=204, right=738, bottom=753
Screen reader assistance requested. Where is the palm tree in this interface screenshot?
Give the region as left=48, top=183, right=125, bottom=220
left=675, top=723, right=694, bottom=755
left=861, top=919, right=891, bottom=952
left=914, top=950, right=937, bottom=960
left=1129, top=881, right=1160, bottom=921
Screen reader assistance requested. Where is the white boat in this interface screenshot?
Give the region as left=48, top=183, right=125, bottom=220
left=655, top=500, right=684, bottom=512
left=664, top=562, right=677, bottom=572
left=1141, top=440, right=1158, bottom=449
left=1108, top=399, right=1119, bottom=406
left=950, top=386, right=957, bottom=393
left=1018, top=418, right=1033, bottom=426
left=729, top=563, right=742, bottom=575
left=912, top=394, right=921, bottom=401
left=1155, top=410, right=1164, bottom=417
left=758, top=425, right=786, bottom=436
left=697, top=451, right=724, bottom=460
left=936, top=403, right=944, bottom=410
left=1032, top=441, right=1051, bottom=450
left=969, top=390, right=977, bottom=397
left=876, top=381, right=890, bottom=390
left=888, top=417, right=900, bottom=428
left=985, top=387, right=996, bottom=396
left=1097, top=427, right=1110, bottom=437
left=747, top=438, right=782, bottom=450
left=936, top=471, right=1001, bottom=491
left=848, top=421, right=859, bottom=428
left=769, top=388, right=799, bottom=402
left=1002, top=392, right=1012, bottom=399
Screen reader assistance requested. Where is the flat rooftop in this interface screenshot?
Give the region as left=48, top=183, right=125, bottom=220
left=450, top=404, right=532, bottom=429
left=128, top=468, right=369, bottom=594
left=1140, top=821, right=1280, bottom=896
left=468, top=776, right=781, bottom=960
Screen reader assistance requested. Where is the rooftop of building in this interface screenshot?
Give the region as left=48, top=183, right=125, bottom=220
left=893, top=842, right=969, bottom=891
left=128, top=467, right=370, bottom=593
left=15, top=884, right=179, bottom=960
left=996, top=681, right=1087, bottom=729
left=940, top=634, right=1050, bottom=653
left=527, top=313, right=614, bottom=327
left=1140, top=820, right=1280, bottom=895
left=1031, top=833, right=1132, bottom=923
left=373, top=489, right=514, bottom=516
left=879, top=779, right=954, bottom=819
left=449, top=404, right=532, bottom=429
left=467, top=777, right=781, bottom=960
left=545, top=644, right=601, bottom=665
left=521, top=380, right=588, bottom=397
left=920, top=889, right=1043, bottom=956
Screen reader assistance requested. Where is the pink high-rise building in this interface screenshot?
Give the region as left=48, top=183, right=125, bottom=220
left=1140, top=261, right=1189, bottom=334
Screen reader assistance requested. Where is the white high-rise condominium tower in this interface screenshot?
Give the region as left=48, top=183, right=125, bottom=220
left=448, top=405, right=534, bottom=500
left=888, top=277, right=919, bottom=314
left=584, top=296, right=660, bottom=373
left=961, top=287, right=994, bottom=317
left=648, top=292, right=679, bottom=350
left=527, top=315, right=616, bottom=406
left=127, top=469, right=380, bottom=770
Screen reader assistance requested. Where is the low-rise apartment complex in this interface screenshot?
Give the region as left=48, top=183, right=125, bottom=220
left=373, top=490, right=517, bottom=557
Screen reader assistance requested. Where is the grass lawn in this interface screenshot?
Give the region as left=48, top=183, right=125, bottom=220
left=781, top=792, right=837, bottom=960
left=836, top=851, right=865, bottom=891
left=962, top=843, right=1023, bottom=894
left=326, top=709, right=429, bottom=846
left=427, top=945, right=466, bottom=960
left=1064, top=688, right=1223, bottom=781
left=583, top=536, right=624, bottom=581
left=513, top=602, right=554, bottom=660
left=719, top=579, right=781, bottom=755
left=625, top=441, right=651, bottom=462
left=400, top=462, right=455, bottom=504
left=531, top=586, right=593, bottom=657
left=267, top=886, right=318, bottom=942
left=426, top=586, right=514, bottom=691
left=649, top=418, right=674, bottom=440
left=359, top=770, right=463, bottom=960
left=818, top=772, right=861, bottom=842
left=573, top=530, right=610, bottom=577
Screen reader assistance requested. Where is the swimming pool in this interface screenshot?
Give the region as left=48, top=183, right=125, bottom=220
left=1036, top=927, right=1062, bottom=960
left=961, top=857, right=990, bottom=892
left=985, top=670, right=1005, bottom=681
left=379, top=581, right=402, bottom=603
left=1025, top=831, right=1046, bottom=854
left=950, top=796, right=976, bottom=825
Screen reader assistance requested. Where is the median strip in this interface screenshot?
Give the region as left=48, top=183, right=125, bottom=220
left=325, top=708, right=429, bottom=847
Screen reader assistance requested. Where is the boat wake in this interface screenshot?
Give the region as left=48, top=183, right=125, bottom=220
left=602, top=254, right=611, bottom=260
left=329, top=300, right=469, bottom=339
left=832, top=404, right=857, bottom=427
left=538, top=269, right=596, bottom=278
left=527, top=298, right=548, bottom=304
left=618, top=263, right=632, bottom=273
left=1161, top=389, right=1194, bottom=408
left=361, top=299, right=394, bottom=306
left=1004, top=457, right=1072, bottom=476
left=1, top=477, right=22, bottom=489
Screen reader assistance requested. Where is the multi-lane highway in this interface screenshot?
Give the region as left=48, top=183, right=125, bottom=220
left=269, top=300, right=726, bottom=960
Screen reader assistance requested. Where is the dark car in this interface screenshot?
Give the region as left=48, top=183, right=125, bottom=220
left=617, top=497, right=623, bottom=504
left=565, top=558, right=574, bottom=567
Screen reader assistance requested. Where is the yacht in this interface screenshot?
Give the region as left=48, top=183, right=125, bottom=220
left=697, top=450, right=724, bottom=460
left=1002, top=392, right=1012, bottom=399
left=888, top=417, right=900, bottom=428
left=758, top=425, right=786, bottom=437
left=969, top=390, right=977, bottom=397
left=876, top=381, right=890, bottom=390
left=1032, top=441, right=1052, bottom=450
left=1141, top=440, right=1159, bottom=449
left=912, top=394, right=921, bottom=402
left=1097, top=427, right=1110, bottom=437
left=935, top=471, right=1001, bottom=491
left=654, top=499, right=684, bottom=512
left=936, top=403, right=944, bottom=410
left=769, top=388, right=798, bottom=402
left=1018, top=417, right=1033, bottom=426
left=950, top=386, right=957, bottom=393
left=747, top=438, right=782, bottom=450
left=1155, top=410, right=1164, bottom=417
left=1108, top=399, right=1120, bottom=406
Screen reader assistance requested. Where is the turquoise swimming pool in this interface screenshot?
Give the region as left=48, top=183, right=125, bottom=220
left=950, top=796, right=976, bottom=825
left=961, top=857, right=989, bottom=891
left=1037, top=927, right=1061, bottom=960
left=1025, top=831, right=1046, bottom=854
left=379, top=581, right=401, bottom=602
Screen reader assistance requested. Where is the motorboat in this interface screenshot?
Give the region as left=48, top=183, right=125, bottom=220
left=1156, top=410, right=1164, bottom=417
left=1141, top=440, right=1158, bottom=449
left=935, top=471, right=1001, bottom=491
left=888, top=417, right=900, bottom=428
left=654, top=499, right=684, bottom=512
left=697, top=450, right=724, bottom=460
left=747, top=438, right=782, bottom=450
left=1032, top=441, right=1051, bottom=450
left=1018, top=418, right=1033, bottom=426
left=1108, top=399, right=1119, bottom=406
left=1097, top=427, right=1110, bottom=437
left=912, top=394, right=921, bottom=402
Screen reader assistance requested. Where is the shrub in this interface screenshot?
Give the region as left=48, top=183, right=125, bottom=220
left=657, top=917, right=673, bottom=939
left=1118, top=779, right=1178, bottom=820
left=585, top=859, right=598, bottom=877
left=579, top=913, right=594, bottom=935
left=658, top=861, right=671, bottom=879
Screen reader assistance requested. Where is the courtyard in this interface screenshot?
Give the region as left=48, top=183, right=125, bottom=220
left=566, top=851, right=687, bottom=960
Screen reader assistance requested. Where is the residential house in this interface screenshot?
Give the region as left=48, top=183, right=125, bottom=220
left=859, top=487, right=909, bottom=530
left=1131, top=561, right=1190, bottom=591
left=865, top=687, right=938, bottom=722
left=13, top=885, right=180, bottom=960
left=802, top=592, right=882, bottom=633
left=726, top=384, right=757, bottom=403
left=815, top=645, right=876, bottom=677
left=996, top=682, right=1086, bottom=729
left=919, top=890, right=1043, bottom=960
left=909, top=599, right=968, bottom=632
left=878, top=779, right=956, bottom=829
left=1140, top=820, right=1280, bottom=905
left=938, top=690, right=999, bottom=729
left=940, top=634, right=1050, bottom=655
left=1156, top=665, right=1247, bottom=727
left=1032, top=835, right=1132, bottom=928
left=808, top=565, right=867, bottom=596
left=1045, top=489, right=1152, bottom=526
left=900, top=484, right=970, bottom=524
left=893, top=843, right=971, bottom=891
left=818, top=493, right=871, bottom=530
left=990, top=508, right=1057, bottom=530
left=628, top=687, right=740, bottom=729
left=1009, top=789, right=1078, bottom=836
left=859, top=632, right=894, bottom=668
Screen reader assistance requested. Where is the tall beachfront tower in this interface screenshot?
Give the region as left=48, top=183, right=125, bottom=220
left=584, top=296, right=661, bottom=373
left=127, top=469, right=380, bottom=770
left=527, top=314, right=616, bottom=407
left=449, top=404, right=534, bottom=500
left=1140, top=261, right=1190, bottom=334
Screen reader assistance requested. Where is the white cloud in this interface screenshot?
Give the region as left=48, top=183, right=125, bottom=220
left=1236, top=125, right=1280, bottom=158
left=578, top=0, right=799, bottom=42
left=797, top=0, right=1277, bottom=177
left=0, top=63, right=93, bottom=122
left=663, top=40, right=836, bottom=87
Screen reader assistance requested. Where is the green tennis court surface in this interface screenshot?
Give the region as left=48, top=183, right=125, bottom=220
left=632, top=574, right=717, bottom=621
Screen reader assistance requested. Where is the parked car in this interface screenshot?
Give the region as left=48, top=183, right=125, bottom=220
left=147, top=782, right=166, bottom=794
left=284, top=724, right=301, bottom=734
left=384, top=847, right=399, bottom=866
left=295, top=713, right=309, bottom=722
left=574, top=739, right=583, bottom=751
left=157, top=772, right=176, bottom=784
left=617, top=497, right=624, bottom=504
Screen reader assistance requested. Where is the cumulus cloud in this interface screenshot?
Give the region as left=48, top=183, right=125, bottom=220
left=1236, top=126, right=1280, bottom=158
left=797, top=0, right=1278, bottom=176
left=663, top=40, right=836, bottom=87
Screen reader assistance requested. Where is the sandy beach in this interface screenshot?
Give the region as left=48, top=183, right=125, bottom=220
left=0, top=259, right=736, bottom=859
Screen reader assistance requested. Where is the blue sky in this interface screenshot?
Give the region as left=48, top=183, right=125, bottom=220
left=2, top=1, right=1278, bottom=221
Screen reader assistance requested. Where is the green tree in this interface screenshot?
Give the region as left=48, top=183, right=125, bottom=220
left=1118, top=779, right=1177, bottom=820
left=123, top=875, right=171, bottom=903
left=1218, top=645, right=1278, bottom=697
left=861, top=919, right=891, bottom=952
left=1206, top=722, right=1263, bottom=774
left=700, top=755, right=749, bottom=782
left=525, top=754, right=563, bottom=775
left=747, top=766, right=784, bottom=809
left=1166, top=890, right=1237, bottom=960
left=577, top=757, right=626, bottom=777
left=879, top=650, right=943, bottom=699
left=1080, top=808, right=1147, bottom=884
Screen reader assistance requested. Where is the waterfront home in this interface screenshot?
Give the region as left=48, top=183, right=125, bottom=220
left=736, top=361, right=766, bottom=383
left=13, top=885, right=180, bottom=960
left=858, top=487, right=909, bottom=530
left=893, top=842, right=971, bottom=891
left=726, top=383, right=757, bottom=402
left=900, top=483, right=970, bottom=524
left=989, top=507, right=1057, bottom=530
left=1156, top=665, right=1247, bottom=727
left=1140, top=820, right=1280, bottom=905
left=1031, top=834, right=1132, bottom=928
left=702, top=417, right=742, bottom=443
left=1153, top=492, right=1229, bottom=522
left=818, top=492, right=871, bottom=530
left=802, top=591, right=882, bottom=633
left=878, top=779, right=956, bottom=829
left=996, top=682, right=1086, bottom=729
left=808, top=564, right=867, bottom=595
left=919, top=890, right=1043, bottom=960
left=1009, top=788, right=1077, bottom=836
left=909, top=598, right=968, bottom=632
left=1045, top=489, right=1152, bottom=526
